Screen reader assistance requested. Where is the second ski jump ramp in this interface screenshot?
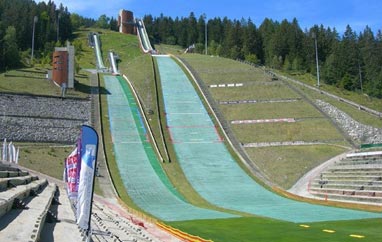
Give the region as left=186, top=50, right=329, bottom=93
left=93, top=33, right=107, bottom=70
left=108, top=51, right=120, bottom=75
left=136, top=19, right=153, bottom=53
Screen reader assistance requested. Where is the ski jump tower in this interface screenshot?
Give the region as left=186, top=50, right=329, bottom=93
left=118, top=9, right=135, bottom=34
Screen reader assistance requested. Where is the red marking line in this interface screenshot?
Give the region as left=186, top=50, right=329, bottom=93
left=214, top=125, right=224, bottom=142
left=166, top=127, right=176, bottom=143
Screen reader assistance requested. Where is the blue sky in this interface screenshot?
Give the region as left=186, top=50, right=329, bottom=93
left=38, top=0, right=381, bottom=34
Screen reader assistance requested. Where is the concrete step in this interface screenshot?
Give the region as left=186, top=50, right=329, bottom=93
left=0, top=163, right=20, bottom=172
left=313, top=179, right=382, bottom=186
left=40, top=186, right=85, bottom=242
left=0, top=170, right=29, bottom=178
left=311, top=183, right=382, bottom=191
left=336, top=159, right=382, bottom=166
left=0, top=178, right=48, bottom=218
left=0, top=183, right=57, bottom=242
left=328, top=165, right=382, bottom=171
left=311, top=192, right=382, bottom=204
left=322, top=170, right=382, bottom=176
left=310, top=187, right=382, bottom=197
left=0, top=175, right=38, bottom=191
left=320, top=174, right=382, bottom=181
left=91, top=201, right=158, bottom=242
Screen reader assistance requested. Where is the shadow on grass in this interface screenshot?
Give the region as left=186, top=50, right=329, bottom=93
left=16, top=68, right=46, bottom=74
left=75, top=80, right=110, bottom=95
left=3, top=74, right=46, bottom=80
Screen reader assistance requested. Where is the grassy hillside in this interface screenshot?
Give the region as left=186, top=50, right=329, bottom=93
left=4, top=29, right=381, bottom=242
left=179, top=54, right=354, bottom=188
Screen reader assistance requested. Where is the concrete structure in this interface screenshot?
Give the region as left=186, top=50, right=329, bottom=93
left=52, top=50, right=68, bottom=86
left=52, top=43, right=75, bottom=88
left=118, top=9, right=135, bottom=34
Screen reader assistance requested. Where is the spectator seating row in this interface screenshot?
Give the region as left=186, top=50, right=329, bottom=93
left=0, top=160, right=178, bottom=242
left=0, top=161, right=84, bottom=242
left=90, top=201, right=160, bottom=242
left=309, top=152, right=382, bottom=204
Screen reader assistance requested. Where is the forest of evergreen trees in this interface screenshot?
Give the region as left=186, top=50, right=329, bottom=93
left=144, top=13, right=382, bottom=98
left=0, top=0, right=74, bottom=69
left=0, top=0, right=108, bottom=71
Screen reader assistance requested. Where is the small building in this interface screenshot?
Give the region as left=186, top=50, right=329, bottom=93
left=52, top=50, right=68, bottom=86
left=118, top=9, right=135, bottom=34
left=52, top=43, right=75, bottom=88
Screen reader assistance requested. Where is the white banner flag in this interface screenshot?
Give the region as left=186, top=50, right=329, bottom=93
left=8, top=142, right=13, bottom=162
left=76, top=144, right=96, bottom=229
left=12, top=144, right=16, bottom=163
left=76, top=125, right=98, bottom=231
left=2, top=138, right=7, bottom=161
left=15, top=147, right=19, bottom=164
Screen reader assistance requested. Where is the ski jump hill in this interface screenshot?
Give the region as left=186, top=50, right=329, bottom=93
left=102, top=18, right=382, bottom=224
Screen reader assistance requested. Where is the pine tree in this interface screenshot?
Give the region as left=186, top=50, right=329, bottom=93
left=3, top=26, right=20, bottom=68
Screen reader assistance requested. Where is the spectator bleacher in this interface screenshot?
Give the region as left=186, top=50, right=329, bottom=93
left=91, top=201, right=160, bottom=242
left=0, top=160, right=179, bottom=241
left=309, top=151, right=382, bottom=204
left=0, top=160, right=85, bottom=241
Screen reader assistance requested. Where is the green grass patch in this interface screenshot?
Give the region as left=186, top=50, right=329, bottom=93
left=155, top=43, right=184, bottom=55
left=245, top=145, right=347, bottom=189
left=168, top=217, right=382, bottom=242
left=210, top=83, right=300, bottom=101
left=0, top=68, right=63, bottom=96
left=292, top=82, right=382, bottom=128
left=231, top=119, right=344, bottom=143
left=181, top=54, right=270, bottom=84
left=219, top=101, right=322, bottom=120
left=281, top=71, right=382, bottom=112
left=18, top=143, right=72, bottom=179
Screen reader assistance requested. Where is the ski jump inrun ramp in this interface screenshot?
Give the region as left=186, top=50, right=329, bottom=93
left=136, top=18, right=154, bottom=53
left=93, top=33, right=107, bottom=70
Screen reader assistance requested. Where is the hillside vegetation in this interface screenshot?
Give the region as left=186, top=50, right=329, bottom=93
left=1, top=26, right=381, bottom=242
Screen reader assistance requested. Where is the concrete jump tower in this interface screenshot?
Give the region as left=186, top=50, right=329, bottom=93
left=52, top=43, right=75, bottom=88
left=118, top=9, right=135, bottom=34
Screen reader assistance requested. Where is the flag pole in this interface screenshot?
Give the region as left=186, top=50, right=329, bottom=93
left=84, top=125, right=99, bottom=240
